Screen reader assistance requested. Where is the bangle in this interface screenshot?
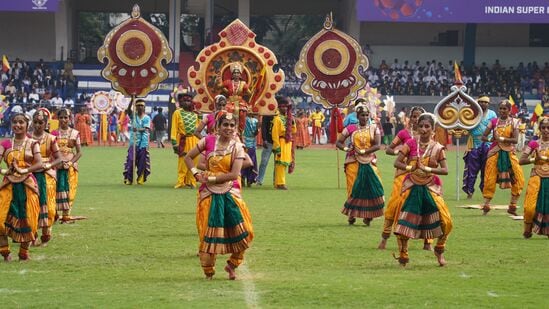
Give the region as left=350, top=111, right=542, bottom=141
left=207, top=176, right=216, bottom=184
left=541, top=156, right=548, bottom=161
left=498, top=137, right=505, bottom=142
left=20, top=168, right=29, bottom=174
left=0, top=168, right=7, bottom=175
left=530, top=157, right=535, bottom=163
left=424, top=166, right=432, bottom=173
left=43, top=163, right=52, bottom=170
left=191, top=167, right=200, bottom=175
left=405, top=165, right=413, bottom=172
left=343, top=146, right=349, bottom=152
left=67, top=161, right=73, bottom=167
left=394, top=149, right=400, bottom=155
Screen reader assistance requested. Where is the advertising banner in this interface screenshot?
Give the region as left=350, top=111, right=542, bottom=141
left=357, top=0, right=549, bottom=23
left=0, top=0, right=59, bottom=12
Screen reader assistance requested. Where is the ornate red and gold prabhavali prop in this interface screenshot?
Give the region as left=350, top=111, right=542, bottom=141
left=187, top=19, right=285, bottom=115
left=97, top=4, right=173, bottom=98
left=295, top=13, right=369, bottom=108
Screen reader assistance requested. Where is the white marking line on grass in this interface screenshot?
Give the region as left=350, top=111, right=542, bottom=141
left=239, top=264, right=260, bottom=309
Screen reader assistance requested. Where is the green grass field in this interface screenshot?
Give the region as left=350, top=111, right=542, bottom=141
left=1, top=146, right=548, bottom=308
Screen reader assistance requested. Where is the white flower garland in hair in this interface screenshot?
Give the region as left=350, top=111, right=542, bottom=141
left=418, top=112, right=438, bottom=126
left=354, top=102, right=368, bottom=113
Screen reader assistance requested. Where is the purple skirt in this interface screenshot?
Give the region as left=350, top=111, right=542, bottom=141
left=123, top=146, right=150, bottom=183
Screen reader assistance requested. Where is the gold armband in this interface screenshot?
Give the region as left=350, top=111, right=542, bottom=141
left=405, top=165, right=413, bottom=172
left=207, top=176, right=217, bottom=184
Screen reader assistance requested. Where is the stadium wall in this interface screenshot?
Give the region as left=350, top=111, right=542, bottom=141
left=0, top=12, right=56, bottom=61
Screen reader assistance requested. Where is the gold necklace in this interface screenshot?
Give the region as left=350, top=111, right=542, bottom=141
left=33, top=133, right=46, bottom=143
left=10, top=136, right=27, bottom=162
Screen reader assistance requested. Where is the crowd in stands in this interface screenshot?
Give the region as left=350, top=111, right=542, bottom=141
left=0, top=58, right=79, bottom=108
left=277, top=57, right=549, bottom=101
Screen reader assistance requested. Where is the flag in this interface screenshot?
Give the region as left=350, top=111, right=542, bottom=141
left=508, top=95, right=519, bottom=116
left=453, top=61, right=462, bottom=84
left=2, top=55, right=10, bottom=73
left=534, top=103, right=543, bottom=116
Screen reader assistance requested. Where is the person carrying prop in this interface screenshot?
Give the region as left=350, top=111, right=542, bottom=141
left=123, top=99, right=150, bottom=185
left=31, top=109, right=62, bottom=245
left=520, top=116, right=549, bottom=238
left=0, top=113, right=43, bottom=261
left=378, top=106, right=433, bottom=250
left=184, top=111, right=254, bottom=280
left=336, top=101, right=384, bottom=226
left=462, top=96, right=497, bottom=199
left=52, top=108, right=82, bottom=223
left=272, top=97, right=296, bottom=190
left=392, top=113, right=453, bottom=267
left=171, top=93, right=199, bottom=188
left=481, top=99, right=524, bottom=215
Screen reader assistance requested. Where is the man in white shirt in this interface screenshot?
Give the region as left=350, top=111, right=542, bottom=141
left=28, top=90, right=39, bottom=102
left=51, top=94, right=63, bottom=108
left=63, top=97, right=75, bottom=109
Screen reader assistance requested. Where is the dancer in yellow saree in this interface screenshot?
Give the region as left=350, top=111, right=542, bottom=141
left=481, top=100, right=524, bottom=215
left=393, top=113, right=453, bottom=267
left=0, top=113, right=43, bottom=261
left=52, top=108, right=82, bottom=223
left=520, top=116, right=549, bottom=238
left=378, top=106, right=431, bottom=250
left=31, top=110, right=62, bottom=245
left=336, top=102, right=384, bottom=226
left=185, top=112, right=253, bottom=280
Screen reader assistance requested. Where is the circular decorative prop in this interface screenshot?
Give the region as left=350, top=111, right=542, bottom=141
left=97, top=4, right=173, bottom=98
left=434, top=63, right=483, bottom=130
left=295, top=13, right=369, bottom=108
left=90, top=91, right=114, bottom=115
left=187, top=19, right=285, bottom=115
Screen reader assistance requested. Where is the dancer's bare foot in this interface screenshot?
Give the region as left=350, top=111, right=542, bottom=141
left=377, top=239, right=387, bottom=250
left=392, top=253, right=408, bottom=267
left=423, top=243, right=433, bottom=251
left=435, top=251, right=446, bottom=266
left=224, top=264, right=236, bottom=280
